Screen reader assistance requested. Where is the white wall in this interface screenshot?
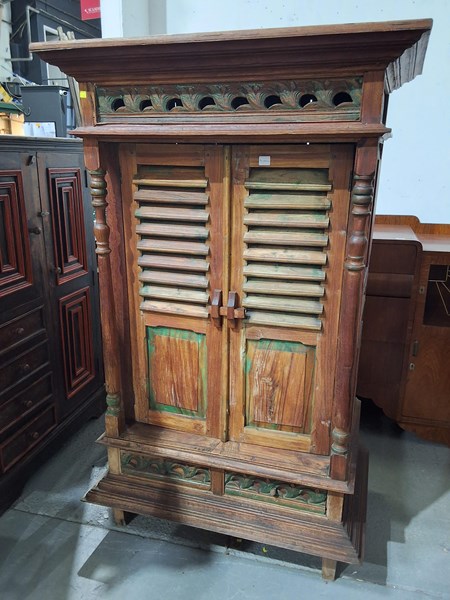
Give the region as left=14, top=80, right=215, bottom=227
left=100, top=0, right=165, bottom=37
left=0, top=2, right=12, bottom=81
left=101, top=0, right=450, bottom=223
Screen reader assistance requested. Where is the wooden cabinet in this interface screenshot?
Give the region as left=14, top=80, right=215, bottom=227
left=0, top=137, right=104, bottom=511
left=32, top=19, right=432, bottom=578
left=358, top=219, right=450, bottom=444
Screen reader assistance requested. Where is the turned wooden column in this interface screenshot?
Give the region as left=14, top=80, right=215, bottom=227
left=85, top=141, right=124, bottom=437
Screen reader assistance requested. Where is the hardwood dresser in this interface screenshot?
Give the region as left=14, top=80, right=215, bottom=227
left=31, top=20, right=432, bottom=579
left=0, top=136, right=104, bottom=512
left=358, top=216, right=450, bottom=445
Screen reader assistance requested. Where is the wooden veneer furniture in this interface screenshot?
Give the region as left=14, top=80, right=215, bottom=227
left=31, top=19, right=432, bottom=579
left=358, top=216, right=450, bottom=446
left=0, top=136, right=104, bottom=513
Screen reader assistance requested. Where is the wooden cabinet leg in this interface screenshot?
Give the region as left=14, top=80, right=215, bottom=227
left=322, top=558, right=338, bottom=581
left=113, top=508, right=127, bottom=526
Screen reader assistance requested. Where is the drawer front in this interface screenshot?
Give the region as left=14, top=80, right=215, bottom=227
left=0, top=405, right=57, bottom=473
left=0, top=373, right=53, bottom=435
left=0, top=341, right=49, bottom=394
left=369, top=241, right=418, bottom=275
left=366, top=273, right=414, bottom=298
left=0, top=308, right=46, bottom=356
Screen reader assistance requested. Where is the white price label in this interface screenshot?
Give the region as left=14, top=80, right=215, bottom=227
left=258, top=155, right=271, bottom=166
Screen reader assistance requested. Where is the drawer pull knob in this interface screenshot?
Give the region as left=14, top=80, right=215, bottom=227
left=15, top=327, right=25, bottom=336
left=25, top=400, right=34, bottom=409
left=28, top=226, right=42, bottom=235
left=31, top=431, right=40, bottom=440
left=19, top=363, right=31, bottom=375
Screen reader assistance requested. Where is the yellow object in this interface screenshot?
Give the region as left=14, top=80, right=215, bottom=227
left=0, top=113, right=25, bottom=135
left=0, top=84, right=13, bottom=104
left=80, top=90, right=87, bottom=99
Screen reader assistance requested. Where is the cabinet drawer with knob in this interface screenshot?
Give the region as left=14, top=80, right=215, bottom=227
left=0, top=308, right=46, bottom=359
left=0, top=373, right=53, bottom=435
left=0, top=340, right=49, bottom=395
left=0, top=405, right=57, bottom=473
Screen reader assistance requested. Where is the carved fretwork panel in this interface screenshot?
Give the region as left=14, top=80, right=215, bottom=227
left=96, top=77, right=362, bottom=123
left=0, top=171, right=32, bottom=298
left=225, top=472, right=327, bottom=514
left=59, top=287, right=95, bottom=398
left=48, top=168, right=88, bottom=285
left=121, top=452, right=211, bottom=489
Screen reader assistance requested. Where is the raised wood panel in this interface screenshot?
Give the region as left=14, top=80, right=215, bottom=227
left=246, top=339, right=314, bottom=433
left=48, top=168, right=88, bottom=285
left=147, top=326, right=207, bottom=417
left=0, top=171, right=32, bottom=298
left=59, top=287, right=95, bottom=398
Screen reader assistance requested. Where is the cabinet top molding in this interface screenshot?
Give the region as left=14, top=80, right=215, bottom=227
left=30, top=19, right=432, bottom=90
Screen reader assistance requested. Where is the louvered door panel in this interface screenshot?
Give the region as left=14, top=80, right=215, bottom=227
left=242, top=167, right=331, bottom=331
left=121, top=144, right=227, bottom=438
left=134, top=166, right=210, bottom=318
left=229, top=145, right=353, bottom=454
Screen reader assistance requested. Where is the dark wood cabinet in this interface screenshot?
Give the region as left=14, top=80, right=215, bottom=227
left=32, top=19, right=432, bottom=579
left=0, top=137, right=104, bottom=511
left=358, top=218, right=450, bottom=445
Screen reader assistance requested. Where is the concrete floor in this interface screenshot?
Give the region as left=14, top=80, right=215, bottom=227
left=0, top=403, right=449, bottom=600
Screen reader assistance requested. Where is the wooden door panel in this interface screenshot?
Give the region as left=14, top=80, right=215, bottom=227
left=47, top=168, right=88, bottom=285
left=37, top=152, right=102, bottom=419
left=59, top=287, right=95, bottom=399
left=121, top=144, right=227, bottom=438
left=147, top=326, right=207, bottom=416
left=245, top=339, right=314, bottom=431
left=0, top=171, right=32, bottom=298
left=229, top=144, right=353, bottom=454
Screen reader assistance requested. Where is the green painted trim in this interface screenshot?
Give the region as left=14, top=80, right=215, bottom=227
left=224, top=472, right=326, bottom=514
left=121, top=453, right=211, bottom=488
left=147, top=326, right=207, bottom=418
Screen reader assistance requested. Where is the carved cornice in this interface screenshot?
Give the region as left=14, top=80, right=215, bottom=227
left=30, top=20, right=431, bottom=89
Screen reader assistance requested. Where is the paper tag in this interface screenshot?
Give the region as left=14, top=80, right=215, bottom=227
left=79, top=90, right=87, bottom=99
left=258, top=155, right=271, bottom=166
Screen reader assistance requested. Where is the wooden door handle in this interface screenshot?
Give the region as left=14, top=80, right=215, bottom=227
left=209, top=290, right=245, bottom=327
left=225, top=291, right=245, bottom=328
left=209, top=289, right=222, bottom=326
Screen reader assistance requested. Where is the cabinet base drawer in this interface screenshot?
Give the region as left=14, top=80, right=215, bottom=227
left=0, top=406, right=57, bottom=473
left=0, top=373, right=53, bottom=435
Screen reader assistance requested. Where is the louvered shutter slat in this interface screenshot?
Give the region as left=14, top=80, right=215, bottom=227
left=134, top=165, right=210, bottom=318
left=242, top=167, right=331, bottom=331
